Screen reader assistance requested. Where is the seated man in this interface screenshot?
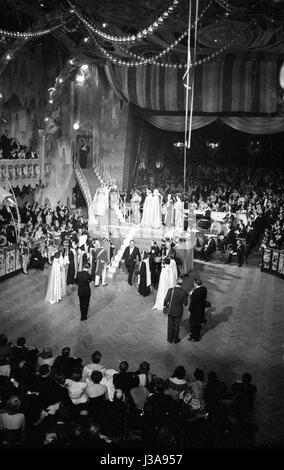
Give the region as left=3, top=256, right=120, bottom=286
left=226, top=239, right=245, bottom=267
left=200, top=235, right=216, bottom=262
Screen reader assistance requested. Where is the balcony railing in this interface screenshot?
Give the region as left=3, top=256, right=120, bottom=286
left=0, top=159, right=48, bottom=190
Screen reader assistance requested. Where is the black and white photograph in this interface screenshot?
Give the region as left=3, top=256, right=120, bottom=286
left=0, top=0, right=284, bottom=454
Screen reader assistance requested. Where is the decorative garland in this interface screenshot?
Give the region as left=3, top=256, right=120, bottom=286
left=67, top=0, right=182, bottom=43
left=88, top=19, right=253, bottom=69
left=0, top=22, right=64, bottom=39
left=87, top=1, right=214, bottom=65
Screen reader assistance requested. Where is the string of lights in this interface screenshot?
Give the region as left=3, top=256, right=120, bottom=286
left=0, top=22, right=64, bottom=39
left=67, top=0, right=182, bottom=43
left=88, top=19, right=253, bottom=69
left=94, top=1, right=214, bottom=65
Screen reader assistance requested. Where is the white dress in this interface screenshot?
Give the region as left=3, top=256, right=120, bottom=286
left=140, top=195, right=153, bottom=227
left=92, top=186, right=109, bottom=216
left=151, top=190, right=162, bottom=229
left=45, top=255, right=67, bottom=304
left=153, top=263, right=176, bottom=310
left=174, top=198, right=184, bottom=230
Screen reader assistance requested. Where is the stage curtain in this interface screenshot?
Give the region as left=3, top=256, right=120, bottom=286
left=145, top=115, right=217, bottom=132
left=221, top=117, right=284, bottom=134
left=105, top=53, right=284, bottom=114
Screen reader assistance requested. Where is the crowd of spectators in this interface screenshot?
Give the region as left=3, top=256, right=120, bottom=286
left=0, top=200, right=87, bottom=249
left=0, top=333, right=258, bottom=448
left=126, top=164, right=284, bottom=254
left=0, top=130, right=39, bottom=160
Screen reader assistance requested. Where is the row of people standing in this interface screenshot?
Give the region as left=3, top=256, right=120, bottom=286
left=45, top=235, right=114, bottom=306
left=131, top=189, right=184, bottom=229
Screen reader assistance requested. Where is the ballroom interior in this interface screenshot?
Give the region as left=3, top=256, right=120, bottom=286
left=0, top=0, right=284, bottom=449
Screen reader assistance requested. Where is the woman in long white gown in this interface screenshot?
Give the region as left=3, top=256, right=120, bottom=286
left=140, top=189, right=153, bottom=227
left=174, top=194, right=184, bottom=231
left=153, top=259, right=177, bottom=310
left=92, top=183, right=109, bottom=217
left=164, top=194, right=174, bottom=228
left=45, top=251, right=67, bottom=304
left=151, top=189, right=162, bottom=229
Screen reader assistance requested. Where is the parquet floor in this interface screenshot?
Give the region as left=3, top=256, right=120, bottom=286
left=0, top=255, right=284, bottom=446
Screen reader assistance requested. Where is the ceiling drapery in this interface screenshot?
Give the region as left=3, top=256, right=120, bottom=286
left=145, top=115, right=216, bottom=131
left=144, top=115, right=284, bottom=134
left=105, top=53, right=284, bottom=114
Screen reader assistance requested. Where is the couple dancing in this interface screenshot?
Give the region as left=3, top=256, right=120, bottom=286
left=140, top=189, right=162, bottom=230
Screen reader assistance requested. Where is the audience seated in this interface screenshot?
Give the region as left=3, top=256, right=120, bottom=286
left=0, top=330, right=260, bottom=448
left=0, top=130, right=39, bottom=160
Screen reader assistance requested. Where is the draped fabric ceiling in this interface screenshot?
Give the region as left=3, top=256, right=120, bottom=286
left=105, top=52, right=284, bottom=134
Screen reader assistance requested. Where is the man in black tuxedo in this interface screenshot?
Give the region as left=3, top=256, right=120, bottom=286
left=122, top=240, right=141, bottom=285
left=77, top=262, right=92, bottom=321
left=188, top=278, right=207, bottom=342
left=200, top=235, right=216, bottom=262
left=164, top=278, right=188, bottom=344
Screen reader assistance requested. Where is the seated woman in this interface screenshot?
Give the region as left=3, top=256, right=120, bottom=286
left=64, top=369, right=88, bottom=415
left=86, top=370, right=108, bottom=419
left=37, top=347, right=55, bottom=370
left=188, top=368, right=205, bottom=412
left=164, top=366, right=189, bottom=401
left=0, top=395, right=25, bottom=447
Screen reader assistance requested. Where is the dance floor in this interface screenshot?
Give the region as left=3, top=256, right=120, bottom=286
left=0, top=255, right=284, bottom=447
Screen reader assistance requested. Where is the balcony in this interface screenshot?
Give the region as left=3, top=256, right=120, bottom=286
left=0, top=159, right=49, bottom=190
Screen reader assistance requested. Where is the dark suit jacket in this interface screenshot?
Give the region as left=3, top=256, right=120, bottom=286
left=189, top=286, right=207, bottom=320
left=164, top=286, right=188, bottom=318
left=122, top=246, right=141, bottom=266
left=77, top=270, right=92, bottom=297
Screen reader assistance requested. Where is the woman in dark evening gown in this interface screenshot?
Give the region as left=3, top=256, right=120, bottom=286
left=138, top=252, right=151, bottom=297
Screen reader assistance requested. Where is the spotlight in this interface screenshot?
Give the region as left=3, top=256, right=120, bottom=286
left=102, top=23, right=108, bottom=28
left=73, top=121, right=80, bottom=130
left=80, top=64, right=88, bottom=71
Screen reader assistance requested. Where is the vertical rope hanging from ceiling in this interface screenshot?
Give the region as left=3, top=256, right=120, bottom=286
left=183, top=0, right=199, bottom=190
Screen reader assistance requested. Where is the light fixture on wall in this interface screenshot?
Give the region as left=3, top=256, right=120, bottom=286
left=73, top=121, right=80, bottom=130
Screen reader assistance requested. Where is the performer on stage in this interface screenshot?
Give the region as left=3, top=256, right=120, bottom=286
left=151, top=189, right=162, bottom=229
left=45, top=250, right=67, bottom=304
left=109, top=182, right=119, bottom=209
left=140, top=189, right=153, bottom=227
left=122, top=240, right=141, bottom=286
left=94, top=242, right=109, bottom=287
left=131, top=189, right=142, bottom=224
left=138, top=252, right=151, bottom=297
left=153, top=258, right=177, bottom=311
left=92, top=183, right=109, bottom=217
left=67, top=240, right=78, bottom=286
left=174, top=194, right=184, bottom=231
left=164, top=194, right=174, bottom=228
